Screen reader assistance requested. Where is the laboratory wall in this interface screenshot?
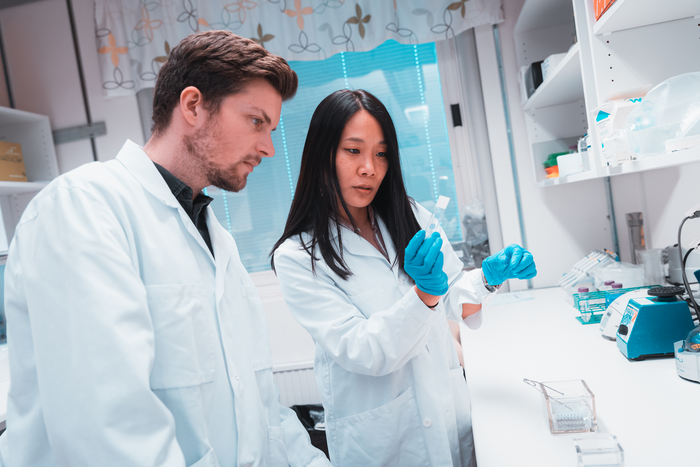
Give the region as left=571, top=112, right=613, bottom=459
left=480, top=0, right=612, bottom=289
left=628, top=165, right=700, bottom=255
left=0, top=0, right=144, bottom=172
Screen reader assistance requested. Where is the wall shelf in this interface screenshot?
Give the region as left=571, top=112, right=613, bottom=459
left=0, top=106, right=59, bottom=242
left=604, top=146, right=700, bottom=176
left=523, top=43, right=583, bottom=110
left=536, top=167, right=596, bottom=187
left=0, top=181, right=49, bottom=195
left=536, top=146, right=700, bottom=187
left=593, top=0, right=699, bottom=35
left=0, top=106, right=59, bottom=191
left=518, top=0, right=700, bottom=188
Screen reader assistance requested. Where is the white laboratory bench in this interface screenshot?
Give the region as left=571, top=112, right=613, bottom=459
left=461, top=287, right=699, bottom=467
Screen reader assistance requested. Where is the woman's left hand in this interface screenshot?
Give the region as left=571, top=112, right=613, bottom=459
left=482, top=244, right=537, bottom=286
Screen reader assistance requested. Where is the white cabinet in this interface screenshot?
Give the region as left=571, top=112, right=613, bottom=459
left=0, top=106, right=59, bottom=245
left=515, top=0, right=700, bottom=187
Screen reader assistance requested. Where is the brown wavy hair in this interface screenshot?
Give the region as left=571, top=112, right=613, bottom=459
left=151, top=30, right=298, bottom=136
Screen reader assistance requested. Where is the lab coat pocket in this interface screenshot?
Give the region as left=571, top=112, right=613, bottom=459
left=188, top=447, right=218, bottom=467
left=146, top=284, right=217, bottom=389
left=267, top=426, right=289, bottom=466
left=334, top=386, right=430, bottom=467
left=450, top=367, right=475, bottom=465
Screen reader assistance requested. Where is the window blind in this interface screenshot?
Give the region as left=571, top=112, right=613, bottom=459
left=208, top=40, right=461, bottom=273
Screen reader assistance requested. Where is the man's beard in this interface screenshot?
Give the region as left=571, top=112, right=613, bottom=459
left=183, top=125, right=260, bottom=193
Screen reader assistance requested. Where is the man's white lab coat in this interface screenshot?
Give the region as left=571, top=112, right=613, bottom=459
left=273, top=205, right=494, bottom=467
left=0, top=140, right=330, bottom=467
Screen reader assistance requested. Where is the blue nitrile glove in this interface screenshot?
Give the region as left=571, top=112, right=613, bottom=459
left=482, top=244, right=537, bottom=286
left=404, top=230, right=449, bottom=296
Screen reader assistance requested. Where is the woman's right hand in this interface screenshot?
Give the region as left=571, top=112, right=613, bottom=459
left=404, top=230, right=449, bottom=302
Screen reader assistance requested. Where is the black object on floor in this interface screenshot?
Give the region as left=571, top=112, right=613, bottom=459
left=291, top=404, right=329, bottom=459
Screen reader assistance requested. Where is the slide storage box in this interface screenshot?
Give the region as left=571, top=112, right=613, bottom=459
left=0, top=141, right=27, bottom=182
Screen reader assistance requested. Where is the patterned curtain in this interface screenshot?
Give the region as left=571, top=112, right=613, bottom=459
left=95, top=0, right=503, bottom=97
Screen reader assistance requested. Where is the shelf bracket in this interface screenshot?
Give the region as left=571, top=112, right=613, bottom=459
left=52, top=122, right=107, bottom=145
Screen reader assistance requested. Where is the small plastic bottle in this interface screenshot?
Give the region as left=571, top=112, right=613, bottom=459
left=603, top=280, right=615, bottom=291
left=578, top=287, right=591, bottom=322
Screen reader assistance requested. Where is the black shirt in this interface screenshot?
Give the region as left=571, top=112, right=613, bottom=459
left=154, top=162, right=215, bottom=257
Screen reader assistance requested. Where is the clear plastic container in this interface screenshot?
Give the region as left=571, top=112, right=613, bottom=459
left=540, top=379, right=597, bottom=434
left=593, top=262, right=645, bottom=291
left=573, top=434, right=624, bottom=466
left=605, top=72, right=700, bottom=159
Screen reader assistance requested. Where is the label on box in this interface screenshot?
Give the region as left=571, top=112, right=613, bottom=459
left=0, top=141, right=28, bottom=182
left=593, top=98, right=643, bottom=167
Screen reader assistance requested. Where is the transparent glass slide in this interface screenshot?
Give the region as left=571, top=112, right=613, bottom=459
left=573, top=434, right=624, bottom=466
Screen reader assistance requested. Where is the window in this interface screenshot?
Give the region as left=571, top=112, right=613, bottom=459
left=207, top=40, right=462, bottom=273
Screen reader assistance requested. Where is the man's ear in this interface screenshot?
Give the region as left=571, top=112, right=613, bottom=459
left=179, top=86, right=204, bottom=128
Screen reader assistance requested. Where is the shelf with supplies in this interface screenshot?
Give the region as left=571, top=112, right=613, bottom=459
left=0, top=105, right=59, bottom=195
left=515, top=0, right=700, bottom=187
left=536, top=146, right=700, bottom=187
left=0, top=106, right=59, bottom=244
left=536, top=164, right=596, bottom=187
left=592, top=0, right=700, bottom=36
left=523, top=43, right=583, bottom=111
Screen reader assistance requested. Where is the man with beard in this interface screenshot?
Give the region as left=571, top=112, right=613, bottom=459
left=0, top=31, right=331, bottom=467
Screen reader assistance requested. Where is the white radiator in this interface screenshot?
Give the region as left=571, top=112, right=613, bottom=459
left=273, top=362, right=321, bottom=407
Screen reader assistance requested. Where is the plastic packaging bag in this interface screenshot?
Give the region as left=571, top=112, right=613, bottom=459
left=461, top=199, right=488, bottom=246
left=604, top=72, right=700, bottom=160
left=460, top=199, right=490, bottom=267
left=593, top=262, right=645, bottom=290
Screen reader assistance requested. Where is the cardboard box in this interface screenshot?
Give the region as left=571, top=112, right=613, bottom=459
left=542, top=53, right=568, bottom=81
left=595, top=0, right=617, bottom=20
left=0, top=141, right=27, bottom=182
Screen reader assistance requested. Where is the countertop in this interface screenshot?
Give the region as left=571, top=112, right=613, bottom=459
left=460, top=287, right=699, bottom=466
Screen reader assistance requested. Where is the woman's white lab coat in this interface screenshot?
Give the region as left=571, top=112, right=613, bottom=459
left=274, top=205, right=494, bottom=467
left=0, top=141, right=329, bottom=467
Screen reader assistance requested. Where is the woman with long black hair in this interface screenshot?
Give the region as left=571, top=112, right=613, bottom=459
left=271, top=89, right=536, bottom=466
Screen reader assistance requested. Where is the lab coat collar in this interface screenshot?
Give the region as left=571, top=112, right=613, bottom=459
left=207, top=207, right=233, bottom=304
left=116, top=140, right=215, bottom=263
left=115, top=140, right=181, bottom=210
left=329, top=214, right=396, bottom=263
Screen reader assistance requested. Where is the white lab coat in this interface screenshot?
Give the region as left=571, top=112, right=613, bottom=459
left=0, top=140, right=330, bottom=467
left=273, top=205, right=494, bottom=467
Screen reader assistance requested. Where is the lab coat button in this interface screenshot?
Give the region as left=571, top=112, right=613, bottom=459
left=399, top=278, right=405, bottom=285
left=234, top=375, right=240, bottom=381
left=423, top=418, right=432, bottom=428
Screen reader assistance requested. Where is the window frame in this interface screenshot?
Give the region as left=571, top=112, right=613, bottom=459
left=251, top=42, right=478, bottom=289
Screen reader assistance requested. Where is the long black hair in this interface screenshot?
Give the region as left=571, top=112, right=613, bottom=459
left=270, top=89, right=421, bottom=280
